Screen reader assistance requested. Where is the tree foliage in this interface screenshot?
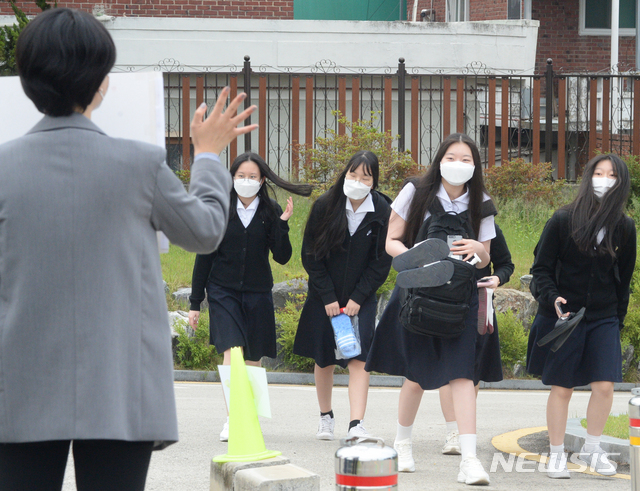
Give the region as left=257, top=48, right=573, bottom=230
left=485, top=158, right=565, bottom=206
left=0, top=0, right=54, bottom=76
left=296, top=112, right=419, bottom=199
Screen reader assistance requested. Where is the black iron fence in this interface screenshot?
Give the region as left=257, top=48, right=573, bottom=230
left=115, top=57, right=640, bottom=180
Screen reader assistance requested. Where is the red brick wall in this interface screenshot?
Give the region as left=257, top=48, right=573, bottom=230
left=470, top=0, right=507, bottom=21
left=533, top=0, right=635, bottom=73
left=0, top=0, right=294, bottom=18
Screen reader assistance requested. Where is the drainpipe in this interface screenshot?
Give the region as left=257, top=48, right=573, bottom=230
left=636, top=0, right=640, bottom=69
left=524, top=0, right=532, bottom=20
left=412, top=0, right=418, bottom=21
left=612, top=0, right=619, bottom=72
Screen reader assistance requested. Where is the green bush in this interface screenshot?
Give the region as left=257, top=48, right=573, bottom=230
left=275, top=294, right=315, bottom=372
left=174, top=317, right=222, bottom=370
left=622, top=154, right=640, bottom=202
left=297, top=112, right=419, bottom=199
left=620, top=244, right=640, bottom=370
left=497, top=310, right=528, bottom=371
left=485, top=158, right=565, bottom=206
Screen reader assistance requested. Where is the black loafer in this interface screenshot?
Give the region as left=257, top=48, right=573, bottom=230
left=537, top=307, right=586, bottom=352
left=393, top=238, right=450, bottom=272
left=396, top=260, right=455, bottom=289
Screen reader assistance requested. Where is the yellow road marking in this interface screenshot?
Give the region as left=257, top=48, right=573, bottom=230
left=491, top=426, right=629, bottom=480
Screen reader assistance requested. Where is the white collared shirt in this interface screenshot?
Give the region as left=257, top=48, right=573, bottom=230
left=237, top=195, right=260, bottom=228
left=391, top=182, right=496, bottom=242
left=345, top=193, right=375, bottom=235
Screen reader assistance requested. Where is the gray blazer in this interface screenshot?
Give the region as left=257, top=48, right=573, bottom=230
left=0, top=113, right=232, bottom=448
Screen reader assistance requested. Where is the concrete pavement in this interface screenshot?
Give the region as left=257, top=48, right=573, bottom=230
left=62, top=382, right=633, bottom=490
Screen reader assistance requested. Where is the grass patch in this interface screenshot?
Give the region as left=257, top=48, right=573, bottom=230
left=269, top=193, right=312, bottom=284
left=494, top=196, right=573, bottom=290
left=580, top=413, right=629, bottom=440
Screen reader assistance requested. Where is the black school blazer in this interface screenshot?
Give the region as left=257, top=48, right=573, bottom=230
left=302, top=190, right=393, bottom=307
left=190, top=197, right=291, bottom=308
left=531, top=209, right=636, bottom=325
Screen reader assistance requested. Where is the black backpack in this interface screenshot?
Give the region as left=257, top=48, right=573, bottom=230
left=399, top=199, right=496, bottom=338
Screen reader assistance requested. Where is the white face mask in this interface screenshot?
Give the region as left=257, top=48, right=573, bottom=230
left=592, top=177, right=616, bottom=199
left=234, top=178, right=261, bottom=198
left=440, top=161, right=475, bottom=186
left=343, top=178, right=372, bottom=200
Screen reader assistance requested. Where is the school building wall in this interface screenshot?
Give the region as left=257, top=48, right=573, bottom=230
left=9, top=0, right=633, bottom=72
left=0, top=0, right=295, bottom=19
left=531, top=0, right=636, bottom=73
left=407, top=0, right=637, bottom=73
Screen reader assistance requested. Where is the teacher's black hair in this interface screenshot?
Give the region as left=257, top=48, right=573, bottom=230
left=16, top=8, right=116, bottom=116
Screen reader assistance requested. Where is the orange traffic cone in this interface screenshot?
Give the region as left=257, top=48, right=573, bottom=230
left=212, top=347, right=281, bottom=463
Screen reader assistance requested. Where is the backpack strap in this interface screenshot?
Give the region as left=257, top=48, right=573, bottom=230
left=480, top=199, right=497, bottom=219
left=428, top=198, right=446, bottom=216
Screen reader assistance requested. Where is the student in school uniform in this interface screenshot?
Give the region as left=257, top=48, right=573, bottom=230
left=527, top=154, right=636, bottom=478
left=188, top=152, right=312, bottom=441
left=293, top=151, right=392, bottom=441
left=438, top=224, right=514, bottom=455
left=366, top=133, right=496, bottom=485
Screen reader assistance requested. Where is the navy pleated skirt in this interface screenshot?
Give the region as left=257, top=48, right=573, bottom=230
left=293, top=292, right=377, bottom=369
left=365, top=286, right=478, bottom=390
left=206, top=282, right=276, bottom=362
left=526, top=313, right=621, bottom=388
left=474, top=312, right=503, bottom=384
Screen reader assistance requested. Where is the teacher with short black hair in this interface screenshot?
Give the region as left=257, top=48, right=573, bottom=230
left=0, top=7, right=256, bottom=491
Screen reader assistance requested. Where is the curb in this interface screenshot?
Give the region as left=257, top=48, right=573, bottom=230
left=174, top=370, right=640, bottom=391
left=565, top=418, right=629, bottom=464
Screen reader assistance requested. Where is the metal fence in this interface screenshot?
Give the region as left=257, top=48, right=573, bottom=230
left=135, top=57, right=640, bottom=181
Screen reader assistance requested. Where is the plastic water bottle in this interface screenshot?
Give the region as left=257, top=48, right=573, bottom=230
left=331, top=312, right=361, bottom=359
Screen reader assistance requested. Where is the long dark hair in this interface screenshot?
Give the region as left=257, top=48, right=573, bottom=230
left=306, top=151, right=379, bottom=259
left=562, top=153, right=630, bottom=257
left=229, top=152, right=313, bottom=220
left=400, top=133, right=489, bottom=247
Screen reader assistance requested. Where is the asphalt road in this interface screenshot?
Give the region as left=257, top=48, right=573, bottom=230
left=61, top=383, right=633, bottom=491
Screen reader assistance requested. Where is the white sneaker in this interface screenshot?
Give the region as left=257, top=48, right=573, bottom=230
left=393, top=439, right=415, bottom=473
left=316, top=414, right=335, bottom=440
left=347, top=421, right=370, bottom=438
left=577, top=444, right=617, bottom=476
left=442, top=430, right=461, bottom=455
left=219, top=417, right=229, bottom=442
left=545, top=451, right=570, bottom=479
left=458, top=456, right=490, bottom=485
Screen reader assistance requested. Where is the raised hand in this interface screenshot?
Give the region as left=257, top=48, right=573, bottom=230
left=280, top=197, right=294, bottom=221
left=190, top=87, right=258, bottom=156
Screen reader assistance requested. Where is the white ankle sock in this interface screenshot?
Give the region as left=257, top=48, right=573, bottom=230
left=549, top=443, right=564, bottom=455
left=548, top=445, right=566, bottom=470
left=459, top=433, right=477, bottom=458
left=396, top=421, right=413, bottom=442
left=446, top=421, right=459, bottom=434
left=584, top=433, right=601, bottom=452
